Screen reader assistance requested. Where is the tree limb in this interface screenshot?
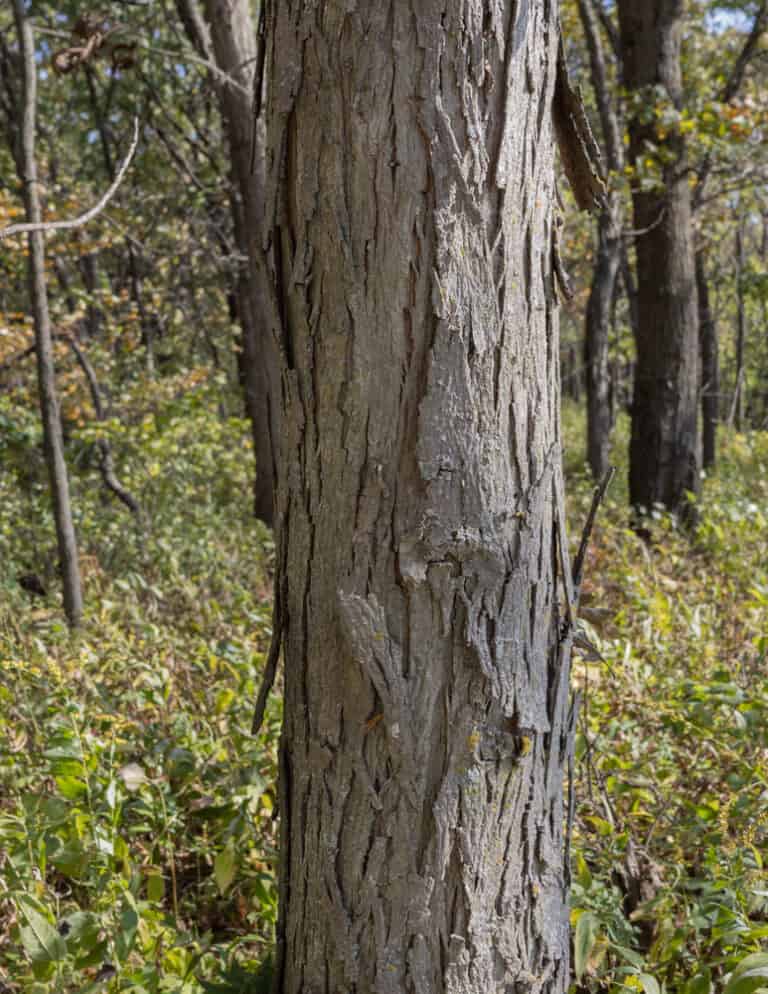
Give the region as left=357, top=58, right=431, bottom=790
left=0, top=116, right=139, bottom=240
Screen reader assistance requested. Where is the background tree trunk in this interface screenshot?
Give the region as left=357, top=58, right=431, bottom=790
left=11, top=0, right=83, bottom=627
left=177, top=0, right=277, bottom=526
left=733, top=221, right=746, bottom=431
left=618, top=0, right=700, bottom=514
left=691, top=2, right=767, bottom=463
left=578, top=0, right=624, bottom=481
left=696, top=250, right=719, bottom=468
left=267, top=3, right=573, bottom=992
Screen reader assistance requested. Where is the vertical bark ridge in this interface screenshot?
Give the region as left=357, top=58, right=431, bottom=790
left=267, top=2, right=571, bottom=991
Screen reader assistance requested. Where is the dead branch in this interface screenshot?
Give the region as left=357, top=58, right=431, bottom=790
left=0, top=117, right=139, bottom=241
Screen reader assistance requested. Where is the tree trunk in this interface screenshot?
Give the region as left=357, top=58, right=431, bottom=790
left=733, top=221, right=746, bottom=431
left=696, top=250, right=718, bottom=468
left=11, top=0, right=83, bottom=627
left=177, top=0, right=277, bottom=526
left=618, top=0, right=700, bottom=514
left=577, top=0, right=624, bottom=481
left=584, top=208, right=621, bottom=479
left=266, top=4, right=573, bottom=992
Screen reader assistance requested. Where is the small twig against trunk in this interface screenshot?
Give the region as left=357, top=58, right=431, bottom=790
left=622, top=206, right=666, bottom=241
left=0, top=343, right=36, bottom=373
left=0, top=117, right=139, bottom=241
left=572, top=466, right=615, bottom=600
left=251, top=522, right=287, bottom=737
left=726, top=368, right=746, bottom=430
left=564, top=689, right=583, bottom=886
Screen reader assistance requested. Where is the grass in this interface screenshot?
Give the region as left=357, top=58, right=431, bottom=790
left=1, top=387, right=766, bottom=993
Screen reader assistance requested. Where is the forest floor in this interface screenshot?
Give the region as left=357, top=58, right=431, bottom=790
left=1, top=384, right=767, bottom=994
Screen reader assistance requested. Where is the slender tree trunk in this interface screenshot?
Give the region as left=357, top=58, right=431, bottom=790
left=618, top=0, right=700, bottom=515
left=578, top=0, right=625, bottom=481
left=690, top=7, right=766, bottom=467
left=267, top=4, right=573, bottom=992
left=177, top=0, right=277, bottom=526
left=11, top=0, right=83, bottom=627
left=734, top=221, right=746, bottom=431
left=696, top=250, right=718, bottom=468
left=584, top=208, right=621, bottom=479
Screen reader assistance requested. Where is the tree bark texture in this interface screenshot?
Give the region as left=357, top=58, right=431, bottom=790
left=618, top=0, right=700, bottom=513
left=695, top=250, right=718, bottom=469
left=266, top=3, right=573, bottom=992
left=578, top=0, right=624, bottom=482
left=12, top=0, right=83, bottom=627
left=189, top=0, right=278, bottom=527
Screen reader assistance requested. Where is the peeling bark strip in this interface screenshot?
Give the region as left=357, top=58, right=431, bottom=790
left=553, top=39, right=607, bottom=214
left=266, top=3, right=571, bottom=992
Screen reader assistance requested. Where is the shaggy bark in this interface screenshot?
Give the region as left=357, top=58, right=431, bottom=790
left=11, top=0, right=83, bottom=627
left=266, top=3, right=573, bottom=992
left=618, top=0, right=700, bottom=514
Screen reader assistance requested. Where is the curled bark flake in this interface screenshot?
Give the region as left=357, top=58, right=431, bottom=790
left=553, top=39, right=607, bottom=214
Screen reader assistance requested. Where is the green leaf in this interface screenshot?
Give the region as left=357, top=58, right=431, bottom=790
left=725, top=954, right=768, bottom=994
left=574, top=911, right=599, bottom=981
left=115, top=903, right=139, bottom=960
left=147, top=871, right=165, bottom=903
left=214, top=842, right=237, bottom=895
left=55, top=775, right=87, bottom=800
left=639, top=973, right=661, bottom=994
left=60, top=911, right=101, bottom=956
left=17, top=897, right=67, bottom=965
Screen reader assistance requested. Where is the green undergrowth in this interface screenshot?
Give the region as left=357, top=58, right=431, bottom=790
left=0, top=377, right=279, bottom=992
left=1, top=389, right=767, bottom=993
left=563, top=403, right=768, bottom=994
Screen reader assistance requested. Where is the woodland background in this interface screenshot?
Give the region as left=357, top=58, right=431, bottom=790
left=1, top=1, right=768, bottom=992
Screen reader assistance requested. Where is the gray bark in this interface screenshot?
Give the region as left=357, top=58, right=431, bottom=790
left=11, top=0, right=83, bottom=627
left=618, top=0, right=700, bottom=515
left=177, top=0, right=277, bottom=526
left=266, top=3, right=573, bottom=992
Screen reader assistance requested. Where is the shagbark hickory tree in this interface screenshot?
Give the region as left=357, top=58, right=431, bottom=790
left=262, top=2, right=579, bottom=992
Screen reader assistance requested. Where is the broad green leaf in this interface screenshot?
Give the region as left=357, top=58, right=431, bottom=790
left=147, top=871, right=165, bottom=903
left=725, top=954, right=768, bottom=994
left=55, top=775, right=87, bottom=800
left=639, top=973, right=661, bottom=994
left=115, top=903, right=139, bottom=960
left=214, top=843, right=237, bottom=895
left=573, top=911, right=599, bottom=981
left=17, top=897, right=66, bottom=965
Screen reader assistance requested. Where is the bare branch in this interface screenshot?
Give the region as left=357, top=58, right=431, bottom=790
left=0, top=116, right=139, bottom=241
